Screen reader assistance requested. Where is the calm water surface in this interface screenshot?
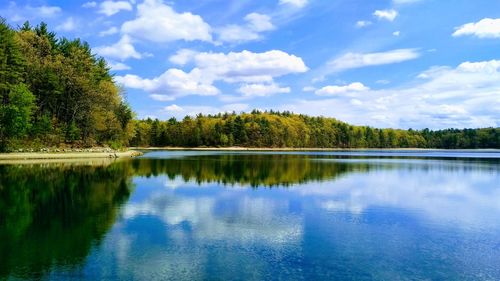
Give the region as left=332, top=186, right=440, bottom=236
left=1, top=150, right=500, bottom=280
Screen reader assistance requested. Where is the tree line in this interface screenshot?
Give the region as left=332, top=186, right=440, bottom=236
left=0, top=19, right=133, bottom=151
left=131, top=110, right=499, bottom=149
left=0, top=19, right=498, bottom=151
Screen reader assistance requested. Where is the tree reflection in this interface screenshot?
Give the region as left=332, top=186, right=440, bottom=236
left=1, top=154, right=496, bottom=279
left=0, top=161, right=133, bottom=279
left=130, top=154, right=374, bottom=187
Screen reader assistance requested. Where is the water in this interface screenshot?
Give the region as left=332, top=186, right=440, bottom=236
left=1, top=150, right=499, bottom=280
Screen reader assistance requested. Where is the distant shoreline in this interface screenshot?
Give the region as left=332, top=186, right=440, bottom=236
left=132, top=147, right=500, bottom=152
left=1, top=147, right=498, bottom=162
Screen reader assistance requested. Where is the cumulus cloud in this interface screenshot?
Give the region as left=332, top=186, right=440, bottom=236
left=238, top=83, right=291, bottom=97
left=169, top=49, right=308, bottom=83
left=315, top=82, right=369, bottom=96
left=99, top=26, right=119, bottom=37
left=279, top=60, right=500, bottom=129
left=82, top=1, right=97, bottom=8
left=453, top=18, right=500, bottom=38
left=118, top=49, right=307, bottom=101
left=164, top=104, right=184, bottom=112
left=245, top=13, right=274, bottom=32
left=393, top=0, right=422, bottom=4
left=169, top=49, right=198, bottom=65
left=99, top=1, right=133, bottom=16
left=108, top=61, right=131, bottom=71
left=115, top=69, right=219, bottom=101
left=279, top=0, right=309, bottom=8
left=356, top=21, right=372, bottom=28
left=162, top=104, right=250, bottom=118
left=328, top=49, right=420, bottom=72
left=56, top=17, right=76, bottom=32
left=2, top=3, right=61, bottom=22
left=217, top=13, right=274, bottom=43
left=95, top=35, right=142, bottom=61
left=34, top=5, right=62, bottom=17
left=373, top=9, right=398, bottom=21
left=121, top=0, right=212, bottom=43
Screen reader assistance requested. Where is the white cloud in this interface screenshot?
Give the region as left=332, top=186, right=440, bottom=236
left=217, top=13, right=274, bottom=43
left=170, top=49, right=308, bottom=83
left=99, top=26, right=119, bottom=37
left=315, top=82, right=370, bottom=96
left=350, top=98, right=363, bottom=106
left=108, top=61, right=131, bottom=71
left=36, top=5, right=62, bottom=17
left=169, top=49, right=198, bottom=65
left=150, top=94, right=176, bottom=102
left=217, top=25, right=260, bottom=43
left=95, top=35, right=142, bottom=61
left=376, top=80, right=390, bottom=85
left=165, top=104, right=184, bottom=112
left=278, top=60, right=500, bottom=129
left=393, top=0, right=422, bottom=4
left=356, top=20, right=372, bottom=28
left=302, top=86, right=316, bottom=92
left=82, top=1, right=97, bottom=8
left=238, top=83, right=290, bottom=97
left=279, top=0, right=309, bottom=8
left=99, top=1, right=133, bottom=16
left=161, top=103, right=250, bottom=117
left=56, top=17, right=76, bottom=32
left=453, top=18, right=500, bottom=39
left=393, top=31, right=401, bottom=36
left=458, top=60, right=500, bottom=72
left=121, top=49, right=307, bottom=101
left=115, top=69, right=220, bottom=101
left=373, top=9, right=398, bottom=21
left=3, top=4, right=62, bottom=22
left=121, top=0, right=212, bottom=43
left=328, top=49, right=420, bottom=72
left=245, top=13, right=274, bottom=32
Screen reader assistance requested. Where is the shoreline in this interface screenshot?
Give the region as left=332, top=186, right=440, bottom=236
left=1, top=147, right=498, bottom=162
left=0, top=150, right=143, bottom=161
left=132, top=147, right=500, bottom=152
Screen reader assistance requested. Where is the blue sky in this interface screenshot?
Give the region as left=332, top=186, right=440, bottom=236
left=1, top=0, right=499, bottom=129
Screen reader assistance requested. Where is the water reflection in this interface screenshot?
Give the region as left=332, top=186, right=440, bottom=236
left=0, top=161, right=133, bottom=279
left=0, top=152, right=499, bottom=280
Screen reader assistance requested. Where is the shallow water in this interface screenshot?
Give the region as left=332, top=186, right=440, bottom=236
left=1, top=150, right=499, bottom=280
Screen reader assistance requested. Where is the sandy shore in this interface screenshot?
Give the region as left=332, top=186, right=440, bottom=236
left=0, top=150, right=143, bottom=161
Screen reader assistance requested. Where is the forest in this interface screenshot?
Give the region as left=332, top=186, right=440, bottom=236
left=131, top=111, right=499, bottom=149
left=0, top=19, right=498, bottom=151
left=0, top=19, right=133, bottom=151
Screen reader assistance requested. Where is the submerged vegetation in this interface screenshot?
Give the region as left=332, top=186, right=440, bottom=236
left=0, top=19, right=498, bottom=151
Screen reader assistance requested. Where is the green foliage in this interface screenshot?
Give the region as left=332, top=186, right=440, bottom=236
left=0, top=18, right=25, bottom=99
left=65, top=121, right=80, bottom=142
left=0, top=83, right=36, bottom=150
left=131, top=112, right=499, bottom=149
left=0, top=19, right=135, bottom=150
left=0, top=18, right=497, bottom=150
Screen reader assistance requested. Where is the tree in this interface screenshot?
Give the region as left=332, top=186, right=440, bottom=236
left=0, top=18, right=25, bottom=102
left=0, top=83, right=36, bottom=149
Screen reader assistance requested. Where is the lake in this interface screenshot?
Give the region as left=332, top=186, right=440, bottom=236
left=1, top=150, right=500, bottom=280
